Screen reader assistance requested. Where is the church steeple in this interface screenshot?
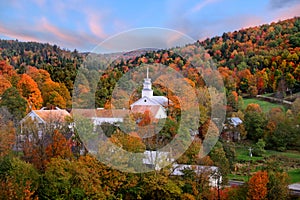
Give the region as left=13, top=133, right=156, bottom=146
left=142, top=67, right=153, bottom=98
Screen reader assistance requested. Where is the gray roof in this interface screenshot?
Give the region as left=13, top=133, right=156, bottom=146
left=228, top=117, right=242, bottom=127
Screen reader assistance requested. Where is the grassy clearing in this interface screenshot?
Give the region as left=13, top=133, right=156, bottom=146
left=265, top=150, right=300, bottom=160
left=236, top=145, right=300, bottom=161
left=235, top=146, right=264, bottom=162
left=243, top=98, right=286, bottom=113
left=228, top=174, right=249, bottom=182
left=288, top=169, right=300, bottom=183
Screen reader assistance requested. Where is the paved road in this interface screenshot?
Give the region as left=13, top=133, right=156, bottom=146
left=228, top=180, right=244, bottom=186
left=289, top=183, right=300, bottom=196
left=228, top=181, right=300, bottom=197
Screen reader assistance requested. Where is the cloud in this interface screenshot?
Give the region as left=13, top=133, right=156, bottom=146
left=167, top=12, right=265, bottom=42
left=268, top=0, right=299, bottom=9
left=87, top=13, right=107, bottom=39
left=39, top=17, right=79, bottom=44
left=271, top=3, right=300, bottom=21
left=0, top=25, right=38, bottom=42
left=0, top=18, right=101, bottom=51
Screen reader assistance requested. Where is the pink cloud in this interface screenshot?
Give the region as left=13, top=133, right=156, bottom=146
left=39, top=17, right=78, bottom=44
left=0, top=18, right=101, bottom=51
left=87, top=13, right=107, bottom=39
left=0, top=25, right=40, bottom=42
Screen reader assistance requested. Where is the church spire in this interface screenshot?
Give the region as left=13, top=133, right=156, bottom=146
left=142, top=67, right=153, bottom=98
left=147, top=67, right=149, bottom=79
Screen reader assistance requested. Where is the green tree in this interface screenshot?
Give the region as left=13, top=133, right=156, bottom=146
left=223, top=141, right=236, bottom=170
left=267, top=171, right=289, bottom=200
left=141, top=171, right=182, bottom=199
left=210, top=141, right=230, bottom=185
left=0, top=157, right=39, bottom=200
left=41, top=157, right=105, bottom=199
left=244, top=104, right=267, bottom=141
left=0, top=87, right=27, bottom=121
left=267, top=118, right=299, bottom=151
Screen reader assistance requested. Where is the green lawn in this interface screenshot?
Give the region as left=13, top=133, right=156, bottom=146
left=265, top=150, right=300, bottom=160
left=228, top=174, right=248, bottom=182
left=236, top=145, right=300, bottom=162
left=243, top=98, right=286, bottom=113
left=235, top=147, right=264, bottom=162
left=288, top=169, right=300, bottom=183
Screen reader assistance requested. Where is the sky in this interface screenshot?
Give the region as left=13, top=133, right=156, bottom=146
left=0, top=0, right=299, bottom=52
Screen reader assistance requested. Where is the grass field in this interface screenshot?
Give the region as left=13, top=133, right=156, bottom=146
left=288, top=169, right=300, bottom=183
left=243, top=98, right=286, bottom=113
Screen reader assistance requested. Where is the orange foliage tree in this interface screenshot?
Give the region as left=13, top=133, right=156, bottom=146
left=26, top=66, right=71, bottom=108
left=247, top=171, right=269, bottom=200
left=0, top=61, right=19, bottom=87
left=45, top=130, right=72, bottom=161
left=0, top=115, right=15, bottom=157
left=0, top=75, right=12, bottom=95
left=17, top=74, right=43, bottom=109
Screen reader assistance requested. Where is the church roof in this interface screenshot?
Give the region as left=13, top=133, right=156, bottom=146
left=151, top=96, right=169, bottom=106
left=131, top=105, right=162, bottom=117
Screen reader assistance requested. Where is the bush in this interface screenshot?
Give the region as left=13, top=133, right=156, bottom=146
left=252, top=139, right=266, bottom=157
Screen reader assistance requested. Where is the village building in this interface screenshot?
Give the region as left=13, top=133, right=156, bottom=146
left=222, top=117, right=243, bottom=142
left=20, top=107, right=71, bottom=136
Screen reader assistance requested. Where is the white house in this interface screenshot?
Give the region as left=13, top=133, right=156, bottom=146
left=18, top=107, right=72, bottom=150
left=143, top=150, right=175, bottom=170
left=141, top=150, right=222, bottom=187
left=20, top=107, right=71, bottom=136
left=171, top=164, right=222, bottom=187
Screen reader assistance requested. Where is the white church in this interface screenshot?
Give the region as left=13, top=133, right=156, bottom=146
left=130, top=68, right=168, bottom=119
left=71, top=68, right=169, bottom=126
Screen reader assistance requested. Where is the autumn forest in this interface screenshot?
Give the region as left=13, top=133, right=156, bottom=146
left=0, top=17, right=300, bottom=199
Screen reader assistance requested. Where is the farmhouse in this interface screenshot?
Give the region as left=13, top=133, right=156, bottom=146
left=222, top=117, right=243, bottom=141
left=20, top=107, right=71, bottom=136
left=171, top=164, right=221, bottom=187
